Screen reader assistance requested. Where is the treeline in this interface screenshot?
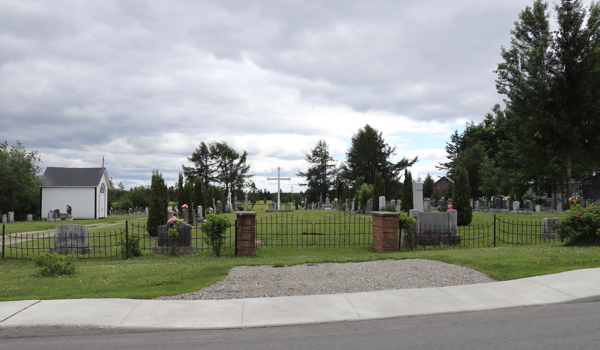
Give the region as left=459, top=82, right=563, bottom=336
left=0, top=141, right=41, bottom=220
left=437, top=0, right=600, bottom=201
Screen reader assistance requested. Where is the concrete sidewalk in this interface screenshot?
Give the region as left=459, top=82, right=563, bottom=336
left=1, top=268, right=599, bottom=330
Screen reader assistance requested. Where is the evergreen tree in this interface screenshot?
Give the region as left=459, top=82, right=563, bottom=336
left=147, top=169, right=168, bottom=236
left=346, top=125, right=417, bottom=194
left=297, top=139, right=337, bottom=203
left=423, top=174, right=434, bottom=199
left=453, top=166, right=473, bottom=226
left=401, top=170, right=413, bottom=212
left=193, top=177, right=204, bottom=217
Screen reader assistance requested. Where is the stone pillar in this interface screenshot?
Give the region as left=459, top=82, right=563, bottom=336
left=372, top=211, right=399, bottom=252
left=236, top=212, right=256, bottom=256
left=412, top=182, right=424, bottom=212
left=244, top=194, right=249, bottom=211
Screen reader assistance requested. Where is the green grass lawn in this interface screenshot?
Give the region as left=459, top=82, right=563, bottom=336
left=1, top=210, right=595, bottom=302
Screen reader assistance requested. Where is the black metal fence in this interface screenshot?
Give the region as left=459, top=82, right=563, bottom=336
left=0, top=215, right=566, bottom=258
left=401, top=215, right=563, bottom=250
left=256, top=212, right=373, bottom=247
left=0, top=219, right=236, bottom=259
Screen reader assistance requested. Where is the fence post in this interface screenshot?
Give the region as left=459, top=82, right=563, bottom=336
left=125, top=220, right=129, bottom=258
left=2, top=224, right=4, bottom=259
left=493, top=215, right=496, bottom=247
left=236, top=212, right=256, bottom=256
left=372, top=211, right=400, bottom=252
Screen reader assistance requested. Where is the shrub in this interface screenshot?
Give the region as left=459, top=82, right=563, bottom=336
left=32, top=252, right=76, bottom=277
left=382, top=204, right=397, bottom=212
left=121, top=234, right=141, bottom=258
left=555, top=204, right=600, bottom=245
left=398, top=211, right=417, bottom=232
left=202, top=214, right=231, bottom=256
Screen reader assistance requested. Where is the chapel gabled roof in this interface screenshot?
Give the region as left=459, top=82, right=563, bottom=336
left=38, top=167, right=106, bottom=187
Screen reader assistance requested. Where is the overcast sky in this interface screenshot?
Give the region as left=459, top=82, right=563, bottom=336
left=0, top=0, right=564, bottom=192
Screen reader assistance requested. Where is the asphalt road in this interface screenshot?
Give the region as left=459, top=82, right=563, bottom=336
left=2, top=299, right=600, bottom=350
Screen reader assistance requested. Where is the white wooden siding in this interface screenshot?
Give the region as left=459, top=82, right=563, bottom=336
left=41, top=187, right=96, bottom=219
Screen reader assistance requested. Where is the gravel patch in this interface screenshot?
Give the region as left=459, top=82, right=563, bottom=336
left=155, top=259, right=495, bottom=300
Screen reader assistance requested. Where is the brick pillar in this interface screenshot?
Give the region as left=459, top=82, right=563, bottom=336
left=236, top=212, right=256, bottom=256
left=372, top=211, right=399, bottom=252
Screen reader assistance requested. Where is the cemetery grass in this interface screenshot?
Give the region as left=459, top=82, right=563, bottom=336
left=1, top=245, right=600, bottom=301
left=1, top=214, right=148, bottom=234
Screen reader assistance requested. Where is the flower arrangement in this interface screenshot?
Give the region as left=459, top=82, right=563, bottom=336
left=167, top=216, right=182, bottom=237
left=181, top=204, right=188, bottom=209
left=569, top=196, right=581, bottom=204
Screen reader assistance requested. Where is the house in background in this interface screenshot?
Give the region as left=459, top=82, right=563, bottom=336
left=38, top=167, right=109, bottom=220
left=433, top=176, right=454, bottom=197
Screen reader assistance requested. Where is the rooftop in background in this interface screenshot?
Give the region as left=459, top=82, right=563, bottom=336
left=38, top=167, right=108, bottom=187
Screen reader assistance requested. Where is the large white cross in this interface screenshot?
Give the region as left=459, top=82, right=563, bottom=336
left=267, top=167, right=291, bottom=210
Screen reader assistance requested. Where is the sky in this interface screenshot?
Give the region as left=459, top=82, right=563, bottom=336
left=0, top=0, right=567, bottom=192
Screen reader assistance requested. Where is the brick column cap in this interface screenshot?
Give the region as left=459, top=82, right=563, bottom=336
left=372, top=211, right=400, bottom=217
left=236, top=212, right=257, bottom=217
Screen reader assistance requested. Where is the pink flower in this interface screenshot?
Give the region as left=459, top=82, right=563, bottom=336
left=167, top=216, right=180, bottom=224
left=576, top=216, right=584, bottom=219
left=592, top=207, right=597, bottom=210
left=448, top=205, right=453, bottom=210
left=182, top=204, right=189, bottom=209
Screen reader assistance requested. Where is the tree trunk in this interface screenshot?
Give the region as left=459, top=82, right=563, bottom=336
left=566, top=152, right=573, bottom=199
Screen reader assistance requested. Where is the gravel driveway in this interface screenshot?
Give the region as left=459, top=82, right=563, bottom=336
left=155, top=259, right=495, bottom=300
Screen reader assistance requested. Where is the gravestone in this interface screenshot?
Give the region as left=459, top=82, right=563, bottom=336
left=475, top=200, right=480, bottom=211
left=351, top=198, right=355, bottom=212
left=52, top=225, right=92, bottom=254
left=409, top=209, right=419, bottom=219
left=1, top=214, right=6, bottom=224
left=469, top=199, right=473, bottom=208
left=244, top=194, right=249, bottom=211
left=541, top=217, right=561, bottom=239
left=322, top=194, right=333, bottom=210
left=492, top=197, right=502, bottom=209
left=513, top=201, right=520, bottom=211
left=412, top=181, right=424, bottom=212
left=153, top=224, right=196, bottom=254
left=197, top=206, right=203, bottom=221
left=410, top=210, right=461, bottom=247
left=8, top=211, right=14, bottom=223
left=423, top=199, right=431, bottom=212
left=379, top=196, right=386, bottom=211
left=396, top=199, right=401, bottom=212
left=27, top=214, right=32, bottom=222
left=367, top=199, right=373, bottom=212
left=145, top=207, right=149, bottom=214
left=527, top=200, right=533, bottom=211
left=54, top=209, right=61, bottom=222
left=556, top=202, right=563, bottom=213
left=182, top=209, right=189, bottom=223
left=216, top=200, right=222, bottom=214
left=212, top=198, right=216, bottom=212
left=535, top=204, right=542, bottom=213
left=225, top=191, right=233, bottom=213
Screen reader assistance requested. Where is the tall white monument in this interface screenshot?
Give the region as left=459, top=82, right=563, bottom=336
left=267, top=167, right=291, bottom=210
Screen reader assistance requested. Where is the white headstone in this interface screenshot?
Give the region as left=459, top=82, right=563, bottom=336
left=556, top=202, right=563, bottom=213
left=2, top=214, right=7, bottom=224
left=513, top=201, right=520, bottom=211
left=535, top=204, right=542, bottom=213
left=412, top=182, right=424, bottom=212
left=244, top=194, right=249, bottom=211
left=8, top=211, right=14, bottom=223
left=379, top=196, right=386, bottom=211
left=27, top=214, right=33, bottom=222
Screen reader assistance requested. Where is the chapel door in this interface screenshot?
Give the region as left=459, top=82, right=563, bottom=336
left=99, top=194, right=105, bottom=218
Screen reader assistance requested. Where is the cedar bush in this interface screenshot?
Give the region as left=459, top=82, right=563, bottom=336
left=202, top=214, right=231, bottom=256
left=401, top=170, right=413, bottom=212
left=453, top=165, right=472, bottom=226
left=147, top=169, right=168, bottom=237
